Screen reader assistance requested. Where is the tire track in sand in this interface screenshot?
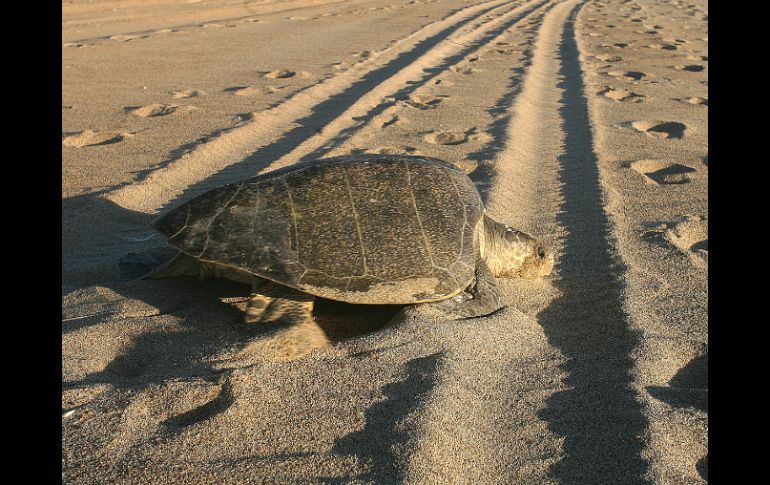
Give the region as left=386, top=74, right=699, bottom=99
left=534, top=2, right=650, bottom=482
left=105, top=0, right=544, bottom=214
left=252, top=0, right=551, bottom=174
left=405, top=1, right=650, bottom=483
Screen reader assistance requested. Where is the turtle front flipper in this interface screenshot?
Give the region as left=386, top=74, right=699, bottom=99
left=429, top=259, right=504, bottom=319
left=244, top=278, right=278, bottom=323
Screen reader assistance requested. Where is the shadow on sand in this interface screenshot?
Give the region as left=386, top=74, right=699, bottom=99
left=62, top=193, right=401, bottom=424
left=317, top=352, right=443, bottom=484
left=535, top=6, right=649, bottom=484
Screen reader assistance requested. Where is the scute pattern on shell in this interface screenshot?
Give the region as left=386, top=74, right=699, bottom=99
left=153, top=155, right=484, bottom=304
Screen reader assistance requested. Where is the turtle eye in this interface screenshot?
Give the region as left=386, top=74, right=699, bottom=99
left=537, top=247, right=546, bottom=259
left=505, top=230, right=518, bottom=242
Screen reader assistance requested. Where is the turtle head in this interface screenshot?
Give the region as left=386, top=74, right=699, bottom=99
left=482, top=215, right=554, bottom=278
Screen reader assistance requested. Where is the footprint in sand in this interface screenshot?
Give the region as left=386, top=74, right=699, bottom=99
left=62, top=130, right=126, bottom=147
left=629, top=120, right=687, bottom=139
left=110, top=34, right=147, bottom=42
left=598, top=86, right=645, bottom=103
left=468, top=131, right=493, bottom=144
left=172, top=89, right=205, bottom=99
left=225, top=85, right=285, bottom=96
left=449, top=65, right=479, bottom=75
left=423, top=130, right=468, bottom=145
left=678, top=96, right=707, bottom=106
left=674, top=64, right=705, bottom=72
left=401, top=93, right=446, bottom=110
left=362, top=146, right=420, bottom=155
left=630, top=159, right=696, bottom=185
left=648, top=43, right=678, bottom=50
left=597, top=54, right=623, bottom=62
left=372, top=112, right=401, bottom=128
left=607, top=70, right=646, bottom=81
left=263, top=69, right=295, bottom=79
left=331, top=61, right=350, bottom=71
left=663, top=37, right=688, bottom=45
left=230, top=86, right=265, bottom=97
left=127, top=103, right=177, bottom=117
left=232, top=113, right=254, bottom=124
left=453, top=159, right=479, bottom=174
left=665, top=215, right=708, bottom=263
left=224, top=85, right=250, bottom=94
left=264, top=85, right=287, bottom=94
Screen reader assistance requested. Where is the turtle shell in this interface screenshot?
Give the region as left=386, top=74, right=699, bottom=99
left=153, top=154, right=484, bottom=304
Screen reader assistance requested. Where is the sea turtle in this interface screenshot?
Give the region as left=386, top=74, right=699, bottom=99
left=149, top=154, right=554, bottom=355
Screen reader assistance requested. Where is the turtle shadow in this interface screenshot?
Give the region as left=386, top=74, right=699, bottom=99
left=314, top=300, right=404, bottom=343
left=63, top=274, right=257, bottom=390
left=62, top=193, right=244, bottom=439
left=62, top=193, right=157, bottom=292
left=315, top=352, right=443, bottom=484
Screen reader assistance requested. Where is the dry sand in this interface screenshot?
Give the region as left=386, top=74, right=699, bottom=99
left=62, top=0, right=707, bottom=482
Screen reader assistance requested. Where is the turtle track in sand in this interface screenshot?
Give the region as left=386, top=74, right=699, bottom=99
left=105, top=0, right=550, bottom=214
left=63, top=0, right=369, bottom=45
left=574, top=0, right=708, bottom=481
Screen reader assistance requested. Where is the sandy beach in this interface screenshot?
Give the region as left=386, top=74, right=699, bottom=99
left=62, top=0, right=707, bottom=482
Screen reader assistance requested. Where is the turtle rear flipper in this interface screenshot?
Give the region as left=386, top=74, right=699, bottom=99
left=145, top=252, right=253, bottom=284
left=144, top=252, right=203, bottom=279
left=429, top=259, right=504, bottom=319
left=118, top=247, right=180, bottom=281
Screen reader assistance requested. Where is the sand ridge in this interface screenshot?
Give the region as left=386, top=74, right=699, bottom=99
left=63, top=0, right=707, bottom=482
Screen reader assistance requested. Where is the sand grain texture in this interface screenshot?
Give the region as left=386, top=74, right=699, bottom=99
left=63, top=0, right=708, bottom=483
